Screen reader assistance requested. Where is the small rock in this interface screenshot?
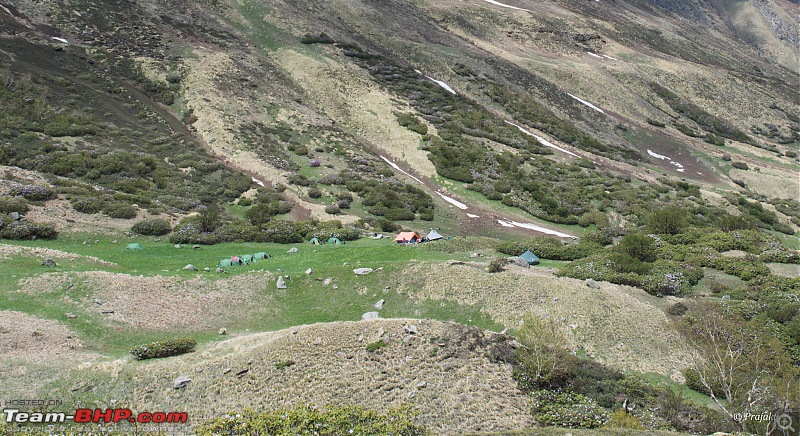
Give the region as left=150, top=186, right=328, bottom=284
left=195, top=366, right=203, bottom=373
left=192, top=245, right=201, bottom=249
left=305, top=268, right=313, bottom=275
left=203, top=267, right=210, bottom=272
left=277, top=276, right=287, bottom=289
left=353, top=268, right=373, bottom=275
left=312, top=337, right=322, bottom=345
left=183, top=264, right=198, bottom=271
left=41, top=258, right=57, bottom=267
left=358, top=334, right=364, bottom=342
left=343, top=262, right=349, bottom=266
left=499, top=328, right=508, bottom=335
left=402, top=335, right=414, bottom=344
left=323, top=278, right=332, bottom=287
left=65, top=313, right=77, bottom=319
left=219, top=328, right=228, bottom=335
left=175, top=244, right=181, bottom=248
left=173, top=376, right=191, bottom=389
left=332, top=284, right=338, bottom=289
left=407, top=391, right=415, bottom=399
left=216, top=268, right=225, bottom=273
left=287, top=247, right=299, bottom=253
left=223, top=368, right=232, bottom=374
left=373, top=299, right=385, bottom=310
left=586, top=278, right=599, bottom=289
left=416, top=381, right=427, bottom=389
left=721, top=295, right=731, bottom=300
left=361, top=311, right=380, bottom=321
left=403, top=324, right=418, bottom=334
left=112, top=240, right=117, bottom=244
left=235, top=368, right=249, bottom=377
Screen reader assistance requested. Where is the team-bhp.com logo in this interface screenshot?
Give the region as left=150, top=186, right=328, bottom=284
left=3, top=408, right=188, bottom=424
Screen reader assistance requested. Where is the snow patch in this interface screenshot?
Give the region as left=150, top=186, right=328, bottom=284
left=51, top=37, right=68, bottom=44
left=415, top=70, right=457, bottom=95
left=567, top=94, right=605, bottom=114
left=506, top=121, right=580, bottom=157
left=480, top=0, right=529, bottom=11
left=379, top=156, right=425, bottom=185
left=498, top=220, right=515, bottom=228
left=647, top=149, right=670, bottom=161
left=587, top=52, right=603, bottom=59
left=602, top=54, right=620, bottom=61
left=508, top=221, right=575, bottom=238
left=252, top=177, right=265, bottom=187
left=437, top=192, right=468, bottom=210
left=467, top=213, right=480, bottom=218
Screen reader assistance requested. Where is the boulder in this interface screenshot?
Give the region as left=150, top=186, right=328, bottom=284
left=586, top=278, right=599, bottom=289
left=323, top=277, right=332, bottom=287
left=287, top=247, right=299, bottom=253
left=361, top=311, right=380, bottom=321
left=183, top=264, right=198, bottom=271
left=277, top=276, right=287, bottom=289
left=373, top=299, right=385, bottom=310
left=403, top=324, right=418, bottom=334
left=8, top=212, right=20, bottom=221
left=507, top=257, right=530, bottom=268
left=353, top=268, right=373, bottom=275
left=219, top=328, right=227, bottom=335
left=41, top=258, right=57, bottom=267
left=173, top=376, right=191, bottom=389
left=305, top=268, right=313, bottom=275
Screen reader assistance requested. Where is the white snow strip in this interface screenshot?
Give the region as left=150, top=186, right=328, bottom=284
left=379, top=156, right=425, bottom=185
left=505, top=121, right=580, bottom=157
left=481, top=0, right=529, bottom=11
left=51, top=37, right=68, bottom=44
left=437, top=192, right=468, bottom=210
left=602, top=54, right=620, bottom=61
left=567, top=93, right=605, bottom=114
left=647, top=149, right=671, bottom=161
left=426, top=76, right=457, bottom=95
left=498, top=220, right=515, bottom=228
left=670, top=161, right=684, bottom=168
left=677, top=169, right=685, bottom=172
left=587, top=52, right=603, bottom=59
left=509, top=221, right=575, bottom=238
left=467, top=213, right=480, bottom=218
left=252, top=177, right=265, bottom=187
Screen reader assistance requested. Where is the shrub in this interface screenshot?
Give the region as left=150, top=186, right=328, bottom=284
left=605, top=409, right=645, bottom=430
left=9, top=184, right=55, bottom=201
left=131, top=218, right=172, bottom=236
left=300, top=32, right=335, bottom=44
left=275, top=360, right=295, bottom=370
left=648, top=205, right=687, bottom=235
left=786, top=151, right=797, bottom=158
left=129, top=337, right=196, bottom=360
left=366, top=340, right=388, bottom=352
left=309, top=159, right=321, bottom=168
left=237, top=197, right=253, bottom=206
left=530, top=390, right=609, bottom=429
left=103, top=203, right=138, bottom=219
left=324, top=204, right=341, bottom=215
left=308, top=188, right=323, bottom=199
left=0, top=196, right=28, bottom=214
left=616, top=233, right=656, bottom=263
left=196, top=405, right=425, bottom=436
left=0, top=221, right=58, bottom=240
left=71, top=196, right=105, bottom=214
left=666, top=302, right=688, bottom=316
left=487, top=257, right=506, bottom=273
left=337, top=199, right=350, bottom=209
left=731, top=161, right=749, bottom=170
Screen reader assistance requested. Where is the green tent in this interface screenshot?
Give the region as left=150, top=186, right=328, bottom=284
left=328, top=237, right=343, bottom=245
left=254, top=252, right=270, bottom=260
left=309, top=237, right=321, bottom=245
left=125, top=243, right=143, bottom=250
left=218, top=259, right=234, bottom=267
left=241, top=254, right=254, bottom=264
left=520, top=250, right=540, bottom=265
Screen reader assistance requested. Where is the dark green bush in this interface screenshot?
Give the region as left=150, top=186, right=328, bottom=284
left=616, top=233, right=657, bottom=263
left=9, top=184, right=56, bottom=201
left=487, top=257, right=506, bottom=273
left=324, top=204, right=340, bottom=215
left=530, top=390, right=608, bottom=429
left=129, top=337, right=197, bottom=360
left=731, top=161, right=749, bottom=170
left=308, top=188, right=322, bottom=199
left=666, top=302, right=688, bottom=316
left=103, top=203, right=138, bottom=219
left=366, top=340, right=388, bottom=352
left=0, top=221, right=58, bottom=240
left=196, top=405, right=425, bottom=436
left=131, top=218, right=172, bottom=236
left=497, top=237, right=599, bottom=261
left=0, top=196, right=28, bottom=214
left=71, top=197, right=105, bottom=214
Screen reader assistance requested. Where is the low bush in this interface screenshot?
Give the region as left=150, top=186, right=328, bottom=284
left=366, top=340, right=387, bottom=352
left=0, top=221, right=58, bottom=240
left=496, top=237, right=600, bottom=261
left=324, top=204, right=340, bottom=215
left=731, top=162, right=749, bottom=170
left=275, top=360, right=295, bottom=370
left=131, top=218, right=172, bottom=236
left=605, top=409, right=645, bottom=430
left=70, top=196, right=105, bottom=214
left=487, top=257, right=506, bottom=273
left=196, top=405, right=425, bottom=436
left=9, top=184, right=55, bottom=201
left=530, top=390, right=609, bottom=429
left=0, top=196, right=28, bottom=214
left=103, top=203, right=138, bottom=219
left=129, top=337, right=196, bottom=360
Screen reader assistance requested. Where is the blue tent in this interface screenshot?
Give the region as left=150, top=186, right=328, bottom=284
left=520, top=250, right=539, bottom=265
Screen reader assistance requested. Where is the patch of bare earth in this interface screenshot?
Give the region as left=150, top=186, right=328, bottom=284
left=0, top=244, right=116, bottom=266
left=397, top=263, right=690, bottom=377
left=18, top=271, right=276, bottom=331
left=79, top=319, right=531, bottom=435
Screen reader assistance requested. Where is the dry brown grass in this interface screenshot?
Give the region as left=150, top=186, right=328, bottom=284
left=396, top=263, right=691, bottom=377
left=64, top=319, right=532, bottom=435
left=18, top=270, right=276, bottom=331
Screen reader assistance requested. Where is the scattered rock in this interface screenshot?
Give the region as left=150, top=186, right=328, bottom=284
left=323, top=277, right=332, bottom=287
left=277, top=276, right=287, bottom=289
left=407, top=391, right=415, bottom=399
left=173, top=376, right=191, bottom=389
left=192, top=245, right=201, bottom=249
left=203, top=267, right=210, bottom=272
left=183, top=264, right=198, bottom=271
left=377, top=327, right=385, bottom=337
left=312, top=337, right=322, bottom=345
left=361, top=311, right=380, bottom=321
left=305, top=268, right=313, bottom=275
left=223, top=368, right=232, bottom=374
left=586, top=278, right=599, bottom=289
left=195, top=366, right=204, bottom=373
left=287, top=247, right=299, bottom=253
left=219, top=328, right=227, bottom=335
left=373, top=299, right=385, bottom=310
left=174, top=244, right=181, bottom=248
left=353, top=268, right=373, bottom=275
left=416, top=381, right=427, bottom=389
left=40, top=258, right=57, bottom=267
left=235, top=368, right=249, bottom=377
left=403, top=324, right=418, bottom=334
left=65, top=313, right=77, bottom=319
left=507, top=257, right=530, bottom=268
left=216, top=268, right=225, bottom=273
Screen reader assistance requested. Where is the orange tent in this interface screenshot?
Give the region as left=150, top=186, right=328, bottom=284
left=394, top=232, right=422, bottom=244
